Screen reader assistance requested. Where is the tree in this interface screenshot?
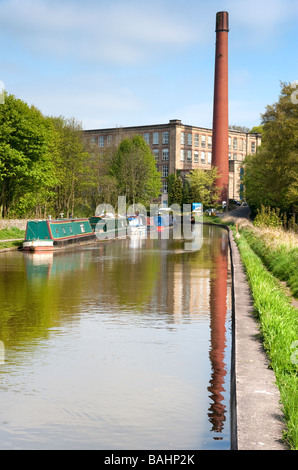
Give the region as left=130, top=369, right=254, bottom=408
left=50, top=117, right=92, bottom=218
left=167, top=172, right=183, bottom=207
left=243, top=82, right=298, bottom=214
left=112, top=135, right=161, bottom=206
left=185, top=167, right=220, bottom=207
left=0, top=93, right=56, bottom=218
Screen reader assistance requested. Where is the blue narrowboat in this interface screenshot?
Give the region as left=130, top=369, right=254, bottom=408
left=23, top=218, right=96, bottom=252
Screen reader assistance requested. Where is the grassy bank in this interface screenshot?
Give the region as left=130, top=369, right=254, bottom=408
left=0, top=227, right=25, bottom=250
left=234, top=228, right=298, bottom=449
left=205, top=214, right=298, bottom=448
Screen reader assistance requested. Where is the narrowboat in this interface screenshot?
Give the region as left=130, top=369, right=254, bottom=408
left=22, top=218, right=96, bottom=252
left=90, top=214, right=128, bottom=240
left=127, top=214, right=147, bottom=237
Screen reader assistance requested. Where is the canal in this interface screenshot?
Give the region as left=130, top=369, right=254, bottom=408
left=0, top=225, right=232, bottom=450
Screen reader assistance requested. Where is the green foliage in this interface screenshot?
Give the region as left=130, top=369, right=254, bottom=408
left=0, top=93, right=56, bottom=218
left=254, top=205, right=283, bottom=228
left=0, top=227, right=25, bottom=240
left=167, top=172, right=183, bottom=206
left=111, top=135, right=161, bottom=206
left=185, top=167, right=220, bottom=207
left=243, top=82, right=298, bottom=215
left=234, top=229, right=298, bottom=449
left=241, top=227, right=298, bottom=298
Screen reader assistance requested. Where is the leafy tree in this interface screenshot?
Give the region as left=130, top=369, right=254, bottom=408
left=243, top=82, right=298, bottom=214
left=185, top=167, right=220, bottom=207
left=167, top=172, right=183, bottom=206
left=0, top=93, right=56, bottom=218
left=112, top=135, right=161, bottom=206
left=49, top=117, right=92, bottom=218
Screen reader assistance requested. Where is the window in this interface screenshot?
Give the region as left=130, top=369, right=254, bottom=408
left=153, top=149, right=159, bottom=161
left=194, top=151, right=199, bottom=162
left=201, top=151, right=206, bottom=163
left=180, top=132, right=185, bottom=145
left=80, top=223, right=85, bottom=233
left=233, top=153, right=237, bottom=160
left=180, top=149, right=185, bottom=161
left=162, top=165, right=169, bottom=177
left=228, top=137, right=231, bottom=150
left=239, top=139, right=243, bottom=151
left=153, top=132, right=159, bottom=145
left=201, top=135, right=206, bottom=148
left=162, top=180, right=168, bottom=193
left=162, top=131, right=169, bottom=145
left=90, top=137, right=96, bottom=146
left=187, top=133, right=192, bottom=146
left=233, top=138, right=237, bottom=150
left=207, top=152, right=212, bottom=164
left=143, top=133, right=150, bottom=144
left=107, top=135, right=112, bottom=147
left=251, top=141, right=256, bottom=153
left=98, top=136, right=104, bottom=147
left=208, top=136, right=212, bottom=148
left=162, top=148, right=169, bottom=160
left=187, top=150, right=192, bottom=162
left=194, top=134, right=199, bottom=147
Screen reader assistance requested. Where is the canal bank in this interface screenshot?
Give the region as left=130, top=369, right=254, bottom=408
left=0, top=218, right=290, bottom=450
left=226, top=224, right=289, bottom=450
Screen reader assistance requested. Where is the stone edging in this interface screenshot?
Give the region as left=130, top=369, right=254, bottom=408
left=225, top=223, right=288, bottom=450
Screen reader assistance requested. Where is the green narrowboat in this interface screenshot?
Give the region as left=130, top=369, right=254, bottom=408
left=23, top=218, right=96, bottom=252
left=89, top=215, right=128, bottom=240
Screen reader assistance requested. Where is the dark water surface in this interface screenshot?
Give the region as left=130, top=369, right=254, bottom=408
left=0, top=225, right=232, bottom=450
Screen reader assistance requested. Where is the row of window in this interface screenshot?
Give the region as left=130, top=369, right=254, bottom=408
left=180, top=150, right=212, bottom=164
left=92, top=133, right=256, bottom=153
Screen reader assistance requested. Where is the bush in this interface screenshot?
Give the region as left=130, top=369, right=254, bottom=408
left=254, top=205, right=283, bottom=229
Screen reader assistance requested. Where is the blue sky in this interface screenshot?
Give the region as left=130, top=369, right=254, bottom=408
left=0, top=0, right=297, bottom=130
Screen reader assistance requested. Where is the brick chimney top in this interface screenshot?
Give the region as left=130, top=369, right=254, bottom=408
left=215, top=11, right=229, bottom=32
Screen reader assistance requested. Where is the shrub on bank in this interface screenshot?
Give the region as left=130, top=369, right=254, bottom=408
left=240, top=228, right=298, bottom=298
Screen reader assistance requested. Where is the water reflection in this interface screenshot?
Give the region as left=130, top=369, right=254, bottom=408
left=0, top=226, right=231, bottom=449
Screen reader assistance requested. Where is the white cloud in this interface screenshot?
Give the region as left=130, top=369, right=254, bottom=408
left=0, top=0, right=199, bottom=64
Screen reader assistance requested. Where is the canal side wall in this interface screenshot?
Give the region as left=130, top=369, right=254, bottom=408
left=0, top=219, right=28, bottom=231
left=222, top=223, right=288, bottom=450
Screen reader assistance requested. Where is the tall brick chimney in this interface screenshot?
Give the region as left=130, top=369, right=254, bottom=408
left=212, top=11, right=229, bottom=204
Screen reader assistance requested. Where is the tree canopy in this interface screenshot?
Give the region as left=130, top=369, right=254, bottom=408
left=243, top=82, right=298, bottom=215
left=0, top=94, right=162, bottom=218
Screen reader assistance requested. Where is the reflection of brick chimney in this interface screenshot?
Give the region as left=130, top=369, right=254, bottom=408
left=212, top=11, right=229, bottom=203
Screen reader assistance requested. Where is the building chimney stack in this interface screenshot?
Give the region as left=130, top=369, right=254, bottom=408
left=212, top=11, right=229, bottom=203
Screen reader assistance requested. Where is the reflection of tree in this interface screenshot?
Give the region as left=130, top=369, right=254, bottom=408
left=0, top=242, right=162, bottom=349
left=208, top=229, right=229, bottom=436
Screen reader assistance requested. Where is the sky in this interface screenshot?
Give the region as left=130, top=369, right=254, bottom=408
left=0, top=0, right=297, bottom=131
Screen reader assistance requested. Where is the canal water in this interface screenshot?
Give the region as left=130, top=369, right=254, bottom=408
left=0, top=225, right=232, bottom=450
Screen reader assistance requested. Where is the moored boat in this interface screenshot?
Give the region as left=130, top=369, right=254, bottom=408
left=22, top=218, right=96, bottom=252
left=127, top=214, right=147, bottom=238
left=90, top=214, right=128, bottom=239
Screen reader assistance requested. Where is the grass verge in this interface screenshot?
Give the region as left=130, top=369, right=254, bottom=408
left=205, top=216, right=298, bottom=448
left=239, top=227, right=298, bottom=299
left=233, top=229, right=298, bottom=449
left=0, top=227, right=25, bottom=250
